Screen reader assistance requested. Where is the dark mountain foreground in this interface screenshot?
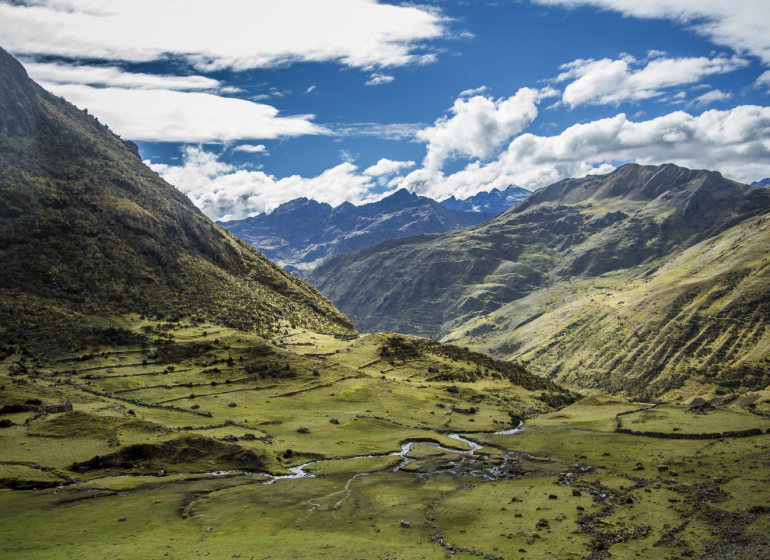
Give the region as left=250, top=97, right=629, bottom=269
left=309, top=163, right=770, bottom=400
left=0, top=48, right=353, bottom=345
left=220, top=189, right=493, bottom=274
left=1, top=49, right=769, bottom=560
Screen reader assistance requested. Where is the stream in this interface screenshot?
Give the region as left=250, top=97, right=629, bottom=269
left=264, top=421, right=526, bottom=484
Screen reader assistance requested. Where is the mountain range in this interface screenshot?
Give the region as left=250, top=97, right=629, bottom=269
left=219, top=189, right=498, bottom=274
left=2, top=47, right=769, bottom=560
left=308, top=163, right=770, bottom=399
left=440, top=185, right=531, bottom=214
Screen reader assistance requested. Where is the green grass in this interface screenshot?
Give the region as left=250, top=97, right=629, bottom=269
left=1, top=315, right=768, bottom=559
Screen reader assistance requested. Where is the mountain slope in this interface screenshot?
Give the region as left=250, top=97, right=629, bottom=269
left=220, top=189, right=493, bottom=274
left=307, top=164, right=770, bottom=397
left=446, top=211, right=770, bottom=399
left=0, top=47, right=354, bottom=344
left=441, top=185, right=531, bottom=215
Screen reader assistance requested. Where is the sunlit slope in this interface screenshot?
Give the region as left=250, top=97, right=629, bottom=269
left=447, top=209, right=770, bottom=399
left=309, top=163, right=770, bottom=341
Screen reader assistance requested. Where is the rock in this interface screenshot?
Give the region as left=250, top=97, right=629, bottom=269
left=400, top=520, right=411, bottom=528
left=118, top=516, right=126, bottom=522
left=572, top=488, right=581, bottom=496
left=548, top=494, right=558, bottom=499
left=329, top=418, right=339, bottom=424
left=296, top=426, right=309, bottom=433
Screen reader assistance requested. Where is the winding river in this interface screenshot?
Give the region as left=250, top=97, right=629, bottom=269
left=263, top=421, right=526, bottom=484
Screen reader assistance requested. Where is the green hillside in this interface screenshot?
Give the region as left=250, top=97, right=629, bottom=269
left=1, top=48, right=769, bottom=560
left=309, top=164, right=770, bottom=398
left=0, top=47, right=353, bottom=347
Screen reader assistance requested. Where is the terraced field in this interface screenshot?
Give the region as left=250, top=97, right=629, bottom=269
left=1, top=317, right=768, bottom=559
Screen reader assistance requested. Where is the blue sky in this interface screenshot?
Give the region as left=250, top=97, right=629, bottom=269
left=2, top=0, right=769, bottom=220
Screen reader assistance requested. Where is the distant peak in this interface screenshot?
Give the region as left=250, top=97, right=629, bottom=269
left=388, top=188, right=416, bottom=200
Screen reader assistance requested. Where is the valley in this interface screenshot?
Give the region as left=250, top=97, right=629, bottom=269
left=0, top=45, right=769, bottom=560
left=1, top=316, right=768, bottom=559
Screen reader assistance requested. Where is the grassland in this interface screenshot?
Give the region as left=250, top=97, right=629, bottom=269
left=1, top=317, right=768, bottom=559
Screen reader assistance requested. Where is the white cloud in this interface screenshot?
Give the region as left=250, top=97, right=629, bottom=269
left=41, top=83, right=325, bottom=143
left=458, top=85, right=489, bottom=97
left=363, top=158, right=416, bottom=176
left=149, top=147, right=378, bottom=221
left=689, top=89, right=732, bottom=107
left=401, top=105, right=770, bottom=200
left=558, top=54, right=747, bottom=107
left=149, top=102, right=770, bottom=220
left=24, top=61, right=221, bottom=91
left=331, top=122, right=426, bottom=141
left=304, top=85, right=317, bottom=94
left=365, top=73, right=395, bottom=86
left=417, top=88, right=541, bottom=172
left=1, top=0, right=447, bottom=70
left=534, top=0, right=770, bottom=65
left=758, top=70, right=770, bottom=91
left=234, top=144, right=267, bottom=154
left=339, top=150, right=359, bottom=164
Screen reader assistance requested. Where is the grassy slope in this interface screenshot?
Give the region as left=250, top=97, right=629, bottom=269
left=0, top=48, right=353, bottom=344
left=448, top=210, right=770, bottom=400
left=0, top=328, right=768, bottom=560
left=309, top=164, right=770, bottom=398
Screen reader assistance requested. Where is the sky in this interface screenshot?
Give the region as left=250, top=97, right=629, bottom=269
left=2, top=0, right=770, bottom=221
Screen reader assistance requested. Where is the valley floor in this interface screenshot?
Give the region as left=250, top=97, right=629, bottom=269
left=0, top=317, right=768, bottom=559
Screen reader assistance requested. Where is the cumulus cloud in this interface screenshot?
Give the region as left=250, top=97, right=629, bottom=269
left=558, top=54, right=747, bottom=107
left=402, top=105, right=770, bottom=200
left=150, top=101, right=770, bottom=218
left=417, top=88, right=541, bottom=172
left=0, top=0, right=447, bottom=71
left=363, top=158, right=416, bottom=176
left=40, top=83, right=325, bottom=143
left=534, top=0, right=770, bottom=65
left=150, top=147, right=380, bottom=221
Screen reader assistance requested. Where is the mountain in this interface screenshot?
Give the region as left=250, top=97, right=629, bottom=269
left=441, top=185, right=531, bottom=215
left=307, top=163, right=770, bottom=398
left=2, top=50, right=768, bottom=560
left=0, top=47, right=354, bottom=345
left=752, top=178, right=770, bottom=187
left=219, top=189, right=494, bottom=274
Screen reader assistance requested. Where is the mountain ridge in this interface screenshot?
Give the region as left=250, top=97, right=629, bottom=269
left=307, top=163, right=770, bottom=398
left=220, top=188, right=494, bottom=274
left=441, top=185, right=531, bottom=214
left=0, top=47, right=354, bottom=345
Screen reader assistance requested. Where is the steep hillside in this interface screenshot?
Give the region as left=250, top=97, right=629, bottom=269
left=0, top=48, right=354, bottom=344
left=447, top=210, right=770, bottom=399
left=220, top=189, right=493, bottom=274
left=441, top=185, right=531, bottom=215
left=308, top=164, right=770, bottom=397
